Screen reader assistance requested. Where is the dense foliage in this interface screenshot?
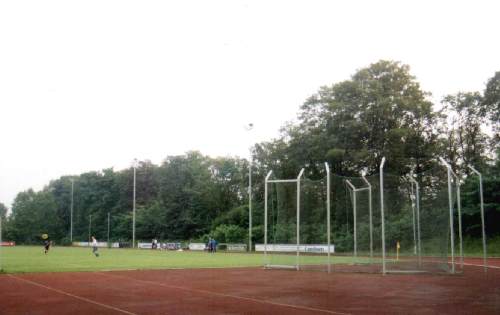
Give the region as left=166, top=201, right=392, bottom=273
left=2, top=61, right=499, bottom=247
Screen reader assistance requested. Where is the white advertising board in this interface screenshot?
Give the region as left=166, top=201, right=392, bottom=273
left=72, top=241, right=116, bottom=248
left=188, top=243, right=206, bottom=251
left=255, top=244, right=335, bottom=253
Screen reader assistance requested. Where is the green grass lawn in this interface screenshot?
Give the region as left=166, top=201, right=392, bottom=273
left=0, top=246, right=365, bottom=274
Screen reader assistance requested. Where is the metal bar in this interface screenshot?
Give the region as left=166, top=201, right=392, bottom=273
left=354, top=187, right=370, bottom=192
left=468, top=165, right=487, bottom=273
left=70, top=179, right=74, bottom=243
left=380, top=157, right=386, bottom=275
left=345, top=179, right=357, bottom=258
left=362, top=175, right=373, bottom=262
left=264, top=171, right=272, bottom=266
left=456, top=180, right=463, bottom=269
left=325, top=162, right=331, bottom=273
left=267, top=179, right=299, bottom=183
left=345, top=179, right=356, bottom=191
left=133, top=162, right=136, bottom=248
left=296, top=168, right=304, bottom=271
left=440, top=157, right=455, bottom=274
left=411, top=183, right=417, bottom=255
left=353, top=190, right=357, bottom=258
left=409, top=176, right=422, bottom=268
left=449, top=170, right=464, bottom=270
left=249, top=160, right=252, bottom=252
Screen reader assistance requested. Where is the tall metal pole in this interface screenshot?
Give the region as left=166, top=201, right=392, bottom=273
left=440, top=157, right=455, bottom=274
left=296, top=168, right=305, bottom=271
left=264, top=171, right=273, bottom=267
left=362, top=175, right=373, bottom=262
left=245, top=123, right=254, bottom=253
left=70, top=179, right=74, bottom=243
left=325, top=163, right=331, bottom=273
left=380, top=157, right=386, bottom=274
left=133, top=159, right=137, bottom=249
left=345, top=180, right=357, bottom=258
left=468, top=165, right=487, bottom=273
left=411, top=183, right=417, bottom=255
left=409, top=176, right=422, bottom=267
left=248, top=160, right=252, bottom=252
left=450, top=170, right=464, bottom=270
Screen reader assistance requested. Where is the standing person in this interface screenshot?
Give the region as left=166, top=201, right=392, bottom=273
left=43, top=239, right=51, bottom=254
left=213, top=238, right=218, bottom=253
left=91, top=236, right=100, bottom=257
left=207, top=238, right=212, bottom=253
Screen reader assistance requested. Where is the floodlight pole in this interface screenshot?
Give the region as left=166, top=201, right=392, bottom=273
left=362, top=175, right=373, bottom=262
left=70, top=178, right=74, bottom=243
left=345, top=180, right=357, bottom=258
left=325, top=162, right=331, bottom=273
left=468, top=165, right=487, bottom=273
left=409, top=175, right=422, bottom=267
left=380, top=157, right=386, bottom=275
left=439, top=157, right=455, bottom=274
left=296, top=168, right=305, bottom=271
left=245, top=123, right=254, bottom=253
left=264, top=170, right=273, bottom=266
left=449, top=169, right=464, bottom=270
left=248, top=160, right=252, bottom=252
left=133, top=159, right=137, bottom=249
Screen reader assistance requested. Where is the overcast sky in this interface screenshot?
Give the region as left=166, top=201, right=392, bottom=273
left=1, top=0, right=499, bottom=208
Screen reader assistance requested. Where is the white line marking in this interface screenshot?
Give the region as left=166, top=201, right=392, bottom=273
left=97, top=272, right=350, bottom=315
left=459, top=262, right=500, bottom=269
left=8, top=274, right=137, bottom=315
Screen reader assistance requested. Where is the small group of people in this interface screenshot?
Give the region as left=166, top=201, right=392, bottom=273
left=207, top=237, right=218, bottom=253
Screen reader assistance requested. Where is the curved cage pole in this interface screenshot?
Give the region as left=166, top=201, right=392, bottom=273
left=345, top=177, right=371, bottom=260
left=439, top=157, right=456, bottom=274
left=296, top=168, right=305, bottom=270
left=264, top=170, right=273, bottom=266
left=345, top=180, right=358, bottom=258
left=449, top=169, right=464, bottom=270
left=409, top=174, right=422, bottom=268
left=361, top=174, right=373, bottom=262
left=380, top=157, right=386, bottom=275
left=468, top=165, right=487, bottom=273
left=325, top=162, right=331, bottom=273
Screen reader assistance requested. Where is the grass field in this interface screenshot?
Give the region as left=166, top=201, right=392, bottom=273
left=0, top=246, right=362, bottom=273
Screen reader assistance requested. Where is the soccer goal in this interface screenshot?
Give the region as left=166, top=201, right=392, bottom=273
left=262, top=163, right=332, bottom=272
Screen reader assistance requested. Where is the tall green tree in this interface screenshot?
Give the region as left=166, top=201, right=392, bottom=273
left=9, top=189, right=62, bottom=243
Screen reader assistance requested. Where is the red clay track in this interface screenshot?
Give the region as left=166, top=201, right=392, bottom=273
left=1, top=258, right=499, bottom=314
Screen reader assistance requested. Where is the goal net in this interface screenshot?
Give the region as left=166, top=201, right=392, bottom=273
left=331, top=168, right=457, bottom=274
left=262, top=161, right=459, bottom=275
left=263, top=167, right=332, bottom=271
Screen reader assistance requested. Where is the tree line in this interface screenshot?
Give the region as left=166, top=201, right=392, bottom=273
left=1, top=60, right=499, bottom=247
